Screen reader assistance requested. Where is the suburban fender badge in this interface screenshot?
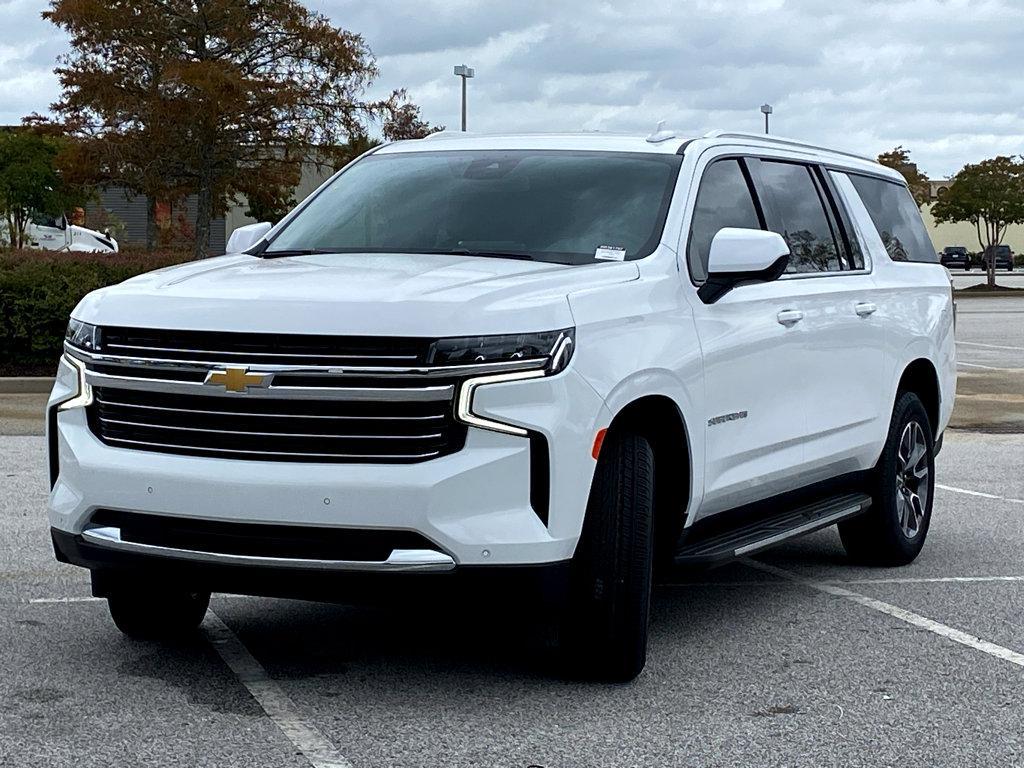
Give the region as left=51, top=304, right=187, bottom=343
left=708, top=410, right=748, bottom=427
left=204, top=367, right=271, bottom=393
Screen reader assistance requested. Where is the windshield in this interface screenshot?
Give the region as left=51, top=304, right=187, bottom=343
left=263, top=150, right=682, bottom=265
left=945, top=247, right=966, bottom=255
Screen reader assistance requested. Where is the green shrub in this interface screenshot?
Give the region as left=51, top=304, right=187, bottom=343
left=0, top=248, right=193, bottom=376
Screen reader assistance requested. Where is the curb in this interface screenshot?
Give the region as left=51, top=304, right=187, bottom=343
left=0, top=377, right=55, bottom=394
left=954, top=289, right=1024, bottom=298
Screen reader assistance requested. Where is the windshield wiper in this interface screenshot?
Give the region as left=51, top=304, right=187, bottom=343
left=258, top=248, right=334, bottom=259
left=442, top=248, right=535, bottom=261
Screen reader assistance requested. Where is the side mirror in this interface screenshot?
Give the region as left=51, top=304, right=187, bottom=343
left=226, top=221, right=272, bottom=254
left=698, top=228, right=790, bottom=304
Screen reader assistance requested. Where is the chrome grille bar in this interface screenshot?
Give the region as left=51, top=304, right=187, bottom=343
left=67, top=344, right=547, bottom=379
left=96, top=398, right=446, bottom=421
left=98, top=416, right=445, bottom=441
left=100, top=436, right=443, bottom=461
left=84, top=369, right=455, bottom=401
left=104, top=342, right=419, bottom=362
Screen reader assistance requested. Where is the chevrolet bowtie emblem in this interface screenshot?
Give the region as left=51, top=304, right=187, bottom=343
left=204, top=367, right=270, bottom=393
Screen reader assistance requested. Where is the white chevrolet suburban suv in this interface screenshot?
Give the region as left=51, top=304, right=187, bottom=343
left=47, top=130, right=955, bottom=680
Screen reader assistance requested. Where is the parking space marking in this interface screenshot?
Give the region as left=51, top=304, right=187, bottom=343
left=203, top=611, right=351, bottom=769
left=936, top=483, right=1024, bottom=505
left=664, top=575, right=1024, bottom=588
left=744, top=559, right=1024, bottom=669
left=21, top=598, right=350, bottom=768
left=957, top=361, right=1001, bottom=370
left=29, top=596, right=102, bottom=603
left=957, top=341, right=1024, bottom=352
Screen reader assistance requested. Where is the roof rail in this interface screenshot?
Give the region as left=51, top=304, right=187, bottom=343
left=700, top=130, right=875, bottom=163
left=421, top=130, right=477, bottom=140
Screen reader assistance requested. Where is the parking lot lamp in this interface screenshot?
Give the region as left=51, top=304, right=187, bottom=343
left=454, top=65, right=475, bottom=131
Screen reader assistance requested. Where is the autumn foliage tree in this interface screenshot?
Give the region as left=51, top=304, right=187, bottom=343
left=0, top=128, right=84, bottom=249
left=42, top=0, right=439, bottom=259
left=877, top=146, right=930, bottom=206
left=931, top=156, right=1024, bottom=288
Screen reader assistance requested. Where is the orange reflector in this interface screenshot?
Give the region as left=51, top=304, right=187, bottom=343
left=592, top=428, right=608, bottom=459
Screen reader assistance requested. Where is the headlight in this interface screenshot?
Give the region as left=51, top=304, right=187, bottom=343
left=429, top=328, right=574, bottom=374
left=450, top=328, right=575, bottom=437
left=66, top=319, right=101, bottom=351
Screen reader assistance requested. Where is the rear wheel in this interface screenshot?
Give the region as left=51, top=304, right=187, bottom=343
left=560, top=431, right=655, bottom=681
left=839, top=392, right=934, bottom=565
left=106, top=582, right=210, bottom=640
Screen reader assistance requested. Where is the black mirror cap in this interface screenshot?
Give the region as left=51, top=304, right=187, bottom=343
left=697, top=253, right=789, bottom=305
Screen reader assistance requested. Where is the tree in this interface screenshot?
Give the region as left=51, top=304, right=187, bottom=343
left=931, top=156, right=1024, bottom=288
left=383, top=101, right=444, bottom=141
left=877, top=146, right=930, bottom=206
left=42, top=0, right=438, bottom=259
left=0, top=129, right=81, bottom=249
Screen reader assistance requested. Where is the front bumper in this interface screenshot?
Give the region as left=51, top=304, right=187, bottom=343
left=47, top=357, right=607, bottom=571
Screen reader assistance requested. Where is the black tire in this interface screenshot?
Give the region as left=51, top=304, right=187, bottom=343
left=560, top=431, right=655, bottom=681
left=107, top=584, right=210, bottom=640
left=839, top=391, right=934, bottom=565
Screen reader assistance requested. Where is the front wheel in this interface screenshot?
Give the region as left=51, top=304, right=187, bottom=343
left=560, top=431, right=655, bottom=681
left=839, top=392, right=934, bottom=565
left=106, top=582, right=210, bottom=640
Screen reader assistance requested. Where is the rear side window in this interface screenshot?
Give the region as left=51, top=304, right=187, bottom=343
left=687, top=158, right=763, bottom=282
left=848, top=174, right=937, bottom=263
left=754, top=160, right=843, bottom=273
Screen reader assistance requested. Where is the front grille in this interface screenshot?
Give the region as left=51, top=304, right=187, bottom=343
left=88, top=387, right=466, bottom=463
left=100, top=326, right=434, bottom=367
left=90, top=510, right=439, bottom=560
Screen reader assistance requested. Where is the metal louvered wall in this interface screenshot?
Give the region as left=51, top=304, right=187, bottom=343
left=85, top=187, right=227, bottom=255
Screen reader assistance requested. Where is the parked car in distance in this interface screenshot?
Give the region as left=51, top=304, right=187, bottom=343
left=980, top=244, right=1013, bottom=271
left=940, top=246, right=971, bottom=270
left=21, top=213, right=118, bottom=253
left=48, top=129, right=956, bottom=681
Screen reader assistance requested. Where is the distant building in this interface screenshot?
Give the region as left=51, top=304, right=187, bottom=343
left=85, top=160, right=336, bottom=255
left=919, top=178, right=1024, bottom=255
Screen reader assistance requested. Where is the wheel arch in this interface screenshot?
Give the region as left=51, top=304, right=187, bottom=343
left=604, top=394, right=692, bottom=561
left=896, top=358, right=940, bottom=434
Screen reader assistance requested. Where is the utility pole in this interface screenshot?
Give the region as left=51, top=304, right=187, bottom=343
left=760, top=103, right=773, bottom=134
left=454, top=65, right=475, bottom=131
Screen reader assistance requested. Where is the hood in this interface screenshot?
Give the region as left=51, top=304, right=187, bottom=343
left=69, top=224, right=117, bottom=252
left=73, top=252, right=640, bottom=336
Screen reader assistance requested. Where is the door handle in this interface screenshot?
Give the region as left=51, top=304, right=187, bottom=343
left=855, top=302, right=877, bottom=317
left=776, top=309, right=804, bottom=325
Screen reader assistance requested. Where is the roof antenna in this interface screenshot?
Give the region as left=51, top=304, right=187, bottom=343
left=646, top=120, right=676, bottom=143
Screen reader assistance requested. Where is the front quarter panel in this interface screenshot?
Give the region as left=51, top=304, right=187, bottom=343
left=565, top=258, right=705, bottom=518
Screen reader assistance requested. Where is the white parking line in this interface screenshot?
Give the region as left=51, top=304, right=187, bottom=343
left=28, top=596, right=102, bottom=603
left=663, top=575, right=1024, bottom=588
left=957, top=361, right=1001, bottom=370
left=203, top=611, right=351, bottom=769
left=936, top=483, right=1024, bottom=505
left=957, top=341, right=1024, bottom=352
left=744, top=560, right=1024, bottom=669
left=22, top=597, right=350, bottom=767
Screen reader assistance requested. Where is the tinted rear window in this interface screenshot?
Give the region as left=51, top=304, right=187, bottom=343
left=755, top=160, right=843, bottom=273
left=849, top=174, right=937, bottom=263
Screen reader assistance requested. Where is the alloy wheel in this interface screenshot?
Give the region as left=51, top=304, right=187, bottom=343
left=895, top=420, right=929, bottom=538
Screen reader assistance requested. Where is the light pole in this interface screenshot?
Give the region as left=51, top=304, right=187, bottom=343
left=454, top=64, right=475, bottom=131
left=760, top=103, right=773, bottom=135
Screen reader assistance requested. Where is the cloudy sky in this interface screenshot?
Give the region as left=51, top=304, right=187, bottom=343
left=3, top=0, right=1023, bottom=177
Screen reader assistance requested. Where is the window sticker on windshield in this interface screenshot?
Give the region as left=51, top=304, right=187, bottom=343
left=595, top=245, right=626, bottom=261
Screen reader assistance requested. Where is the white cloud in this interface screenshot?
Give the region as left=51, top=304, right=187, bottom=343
left=6, top=0, right=1024, bottom=177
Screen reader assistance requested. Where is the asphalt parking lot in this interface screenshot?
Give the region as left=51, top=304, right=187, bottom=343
left=2, top=296, right=1023, bottom=767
